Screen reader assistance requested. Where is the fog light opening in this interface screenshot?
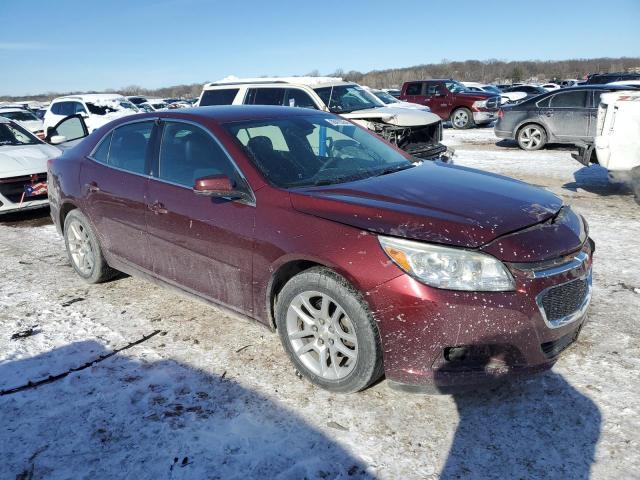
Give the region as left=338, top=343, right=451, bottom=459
left=444, top=346, right=469, bottom=363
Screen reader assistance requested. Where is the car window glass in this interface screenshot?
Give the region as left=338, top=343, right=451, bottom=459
left=158, top=121, right=238, bottom=187
left=284, top=89, right=317, bottom=109
left=536, top=96, right=551, bottom=108
left=199, top=88, right=239, bottom=106
left=50, top=103, right=63, bottom=115
left=236, top=125, right=289, bottom=151
left=108, top=121, right=153, bottom=174
left=405, top=83, right=422, bottom=95
left=249, top=88, right=286, bottom=106
left=592, top=91, right=603, bottom=107
left=550, top=91, right=587, bottom=108
left=426, top=84, right=440, bottom=95
left=91, top=132, right=112, bottom=163
left=72, top=102, right=86, bottom=114
left=49, top=116, right=87, bottom=142
left=0, top=123, right=38, bottom=146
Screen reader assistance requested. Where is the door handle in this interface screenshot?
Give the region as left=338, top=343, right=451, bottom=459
left=85, top=182, right=100, bottom=193
left=149, top=201, right=168, bottom=215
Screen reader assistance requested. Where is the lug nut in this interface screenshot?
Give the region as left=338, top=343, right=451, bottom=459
left=312, top=326, right=318, bottom=332
left=318, top=339, right=324, bottom=345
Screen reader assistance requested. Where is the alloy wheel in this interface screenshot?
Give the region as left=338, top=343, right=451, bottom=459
left=452, top=110, right=469, bottom=128
left=286, top=291, right=358, bottom=380
left=66, top=219, right=95, bottom=275
left=519, top=126, right=544, bottom=149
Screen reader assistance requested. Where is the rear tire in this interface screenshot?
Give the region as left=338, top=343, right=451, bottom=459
left=63, top=209, right=117, bottom=283
left=451, top=107, right=475, bottom=129
left=517, top=123, right=547, bottom=151
left=275, top=267, right=383, bottom=393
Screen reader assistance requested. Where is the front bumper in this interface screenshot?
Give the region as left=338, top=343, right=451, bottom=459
left=0, top=173, right=49, bottom=215
left=367, top=241, right=593, bottom=392
left=473, top=111, right=498, bottom=124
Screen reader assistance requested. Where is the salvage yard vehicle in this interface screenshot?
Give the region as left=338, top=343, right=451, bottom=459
left=0, top=107, right=45, bottom=139
left=43, top=94, right=138, bottom=134
left=399, top=79, right=501, bottom=129
left=499, top=85, right=547, bottom=104
left=0, top=117, right=60, bottom=214
left=49, top=106, right=594, bottom=393
left=572, top=90, right=640, bottom=200
left=494, top=85, right=636, bottom=151
left=365, top=88, right=433, bottom=111
left=198, top=77, right=448, bottom=161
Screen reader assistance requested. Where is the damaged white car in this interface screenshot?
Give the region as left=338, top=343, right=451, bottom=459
left=198, top=77, right=449, bottom=161
left=43, top=94, right=138, bottom=135
left=0, top=117, right=61, bottom=214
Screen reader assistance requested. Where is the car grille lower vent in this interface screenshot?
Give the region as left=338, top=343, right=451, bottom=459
left=540, top=278, right=589, bottom=323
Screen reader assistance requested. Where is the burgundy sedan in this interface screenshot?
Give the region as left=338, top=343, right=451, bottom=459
left=47, top=106, right=593, bottom=393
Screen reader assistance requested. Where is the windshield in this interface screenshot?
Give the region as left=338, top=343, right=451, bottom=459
left=373, top=91, right=399, bottom=104
left=224, top=114, right=414, bottom=188
left=313, top=85, right=379, bottom=113
left=483, top=85, right=502, bottom=94
left=0, top=122, right=40, bottom=146
left=444, top=81, right=469, bottom=93
left=0, top=110, right=39, bottom=122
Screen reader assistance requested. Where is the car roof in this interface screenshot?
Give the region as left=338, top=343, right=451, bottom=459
left=52, top=93, right=126, bottom=102
left=159, top=105, right=332, bottom=124
left=204, top=76, right=351, bottom=89
left=0, top=107, right=29, bottom=112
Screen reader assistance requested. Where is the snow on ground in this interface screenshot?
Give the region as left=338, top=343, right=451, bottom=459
left=1, top=128, right=639, bottom=479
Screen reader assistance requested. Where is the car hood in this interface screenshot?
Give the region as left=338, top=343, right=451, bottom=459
left=17, top=119, right=44, bottom=132
left=456, top=91, right=497, bottom=101
left=0, top=144, right=61, bottom=177
left=290, top=163, right=569, bottom=257
left=341, top=106, right=441, bottom=126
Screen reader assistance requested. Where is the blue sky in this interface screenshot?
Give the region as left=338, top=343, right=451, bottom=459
left=1, top=0, right=639, bottom=96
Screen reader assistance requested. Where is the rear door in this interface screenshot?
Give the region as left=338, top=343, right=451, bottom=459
left=543, top=90, right=589, bottom=140
left=79, top=119, right=156, bottom=269
left=145, top=120, right=255, bottom=313
left=424, top=83, right=450, bottom=119
left=401, top=82, right=424, bottom=105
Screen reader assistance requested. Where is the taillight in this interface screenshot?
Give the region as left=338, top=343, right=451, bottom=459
left=498, top=108, right=504, bottom=119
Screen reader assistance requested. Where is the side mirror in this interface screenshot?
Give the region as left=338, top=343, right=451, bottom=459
left=193, top=174, right=243, bottom=198
left=49, top=135, right=67, bottom=145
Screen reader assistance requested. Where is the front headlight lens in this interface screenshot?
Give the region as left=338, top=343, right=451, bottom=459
left=379, top=236, right=515, bottom=291
left=473, top=100, right=488, bottom=108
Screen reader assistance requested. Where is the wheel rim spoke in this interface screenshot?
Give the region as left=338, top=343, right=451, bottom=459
left=66, top=220, right=95, bottom=275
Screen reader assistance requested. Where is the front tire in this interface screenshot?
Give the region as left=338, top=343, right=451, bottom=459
left=275, top=267, right=383, bottom=393
left=63, top=209, right=117, bottom=283
left=517, top=124, right=547, bottom=150
left=451, top=107, right=475, bottom=129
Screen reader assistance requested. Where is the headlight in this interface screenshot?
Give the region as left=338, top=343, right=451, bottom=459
left=472, top=100, right=487, bottom=108
left=378, top=236, right=515, bottom=291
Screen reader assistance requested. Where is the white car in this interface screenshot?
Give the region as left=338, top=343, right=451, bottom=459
left=0, top=117, right=61, bottom=214
left=198, top=76, right=448, bottom=161
left=541, top=83, right=561, bottom=91
left=147, top=98, right=169, bottom=110
left=560, top=79, right=581, bottom=88
left=607, top=80, right=640, bottom=88
left=43, top=94, right=138, bottom=134
left=362, top=87, right=431, bottom=111
left=461, top=82, right=511, bottom=104
left=0, top=107, right=45, bottom=139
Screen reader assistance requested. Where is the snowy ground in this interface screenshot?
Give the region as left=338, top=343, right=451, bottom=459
left=1, top=127, right=639, bottom=479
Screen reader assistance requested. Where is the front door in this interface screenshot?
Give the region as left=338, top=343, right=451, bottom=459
left=80, top=120, right=156, bottom=269
left=145, top=120, right=255, bottom=314
left=543, top=90, right=589, bottom=140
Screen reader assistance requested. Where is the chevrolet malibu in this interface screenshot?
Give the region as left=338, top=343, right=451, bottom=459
left=48, top=106, right=593, bottom=393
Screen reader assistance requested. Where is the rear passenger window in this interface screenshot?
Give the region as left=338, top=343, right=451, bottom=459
left=550, top=91, right=587, bottom=108
left=405, top=83, right=423, bottom=95
left=536, top=96, right=551, bottom=108
left=199, top=88, right=239, bottom=106
left=248, top=88, right=286, bottom=106
left=426, top=84, right=441, bottom=95
left=284, top=89, right=317, bottom=109
left=158, top=122, right=238, bottom=187
left=108, top=121, right=154, bottom=174
left=91, top=132, right=112, bottom=163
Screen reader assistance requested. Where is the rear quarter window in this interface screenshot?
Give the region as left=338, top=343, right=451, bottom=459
left=549, top=91, right=587, bottom=108
left=199, top=88, right=239, bottom=106
left=405, top=83, right=423, bottom=95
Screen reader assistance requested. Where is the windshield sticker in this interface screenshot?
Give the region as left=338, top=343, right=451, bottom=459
left=325, top=118, right=352, bottom=126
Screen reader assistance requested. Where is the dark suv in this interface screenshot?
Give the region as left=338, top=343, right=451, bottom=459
left=585, top=72, right=640, bottom=84
left=399, top=79, right=500, bottom=129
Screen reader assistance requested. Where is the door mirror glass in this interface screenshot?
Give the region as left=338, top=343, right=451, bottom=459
left=193, top=174, right=238, bottom=197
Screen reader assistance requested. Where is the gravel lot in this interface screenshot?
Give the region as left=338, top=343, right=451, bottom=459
left=1, top=127, right=639, bottom=480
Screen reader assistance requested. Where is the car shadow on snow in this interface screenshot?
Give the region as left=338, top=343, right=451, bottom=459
left=0, top=340, right=374, bottom=479
left=0, top=207, right=52, bottom=228
left=435, top=335, right=601, bottom=480
left=495, top=139, right=576, bottom=151
left=562, top=165, right=633, bottom=197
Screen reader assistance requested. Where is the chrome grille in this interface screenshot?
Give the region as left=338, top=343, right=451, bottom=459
left=486, top=97, right=499, bottom=109
left=539, top=277, right=590, bottom=327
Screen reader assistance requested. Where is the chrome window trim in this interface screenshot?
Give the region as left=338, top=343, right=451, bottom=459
left=156, top=118, right=256, bottom=207
left=535, top=269, right=592, bottom=329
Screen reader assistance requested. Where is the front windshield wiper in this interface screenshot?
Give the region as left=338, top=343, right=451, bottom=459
left=372, top=163, right=415, bottom=177
left=313, top=171, right=374, bottom=186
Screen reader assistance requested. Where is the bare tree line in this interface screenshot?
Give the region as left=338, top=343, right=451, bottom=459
left=2, top=57, right=638, bottom=102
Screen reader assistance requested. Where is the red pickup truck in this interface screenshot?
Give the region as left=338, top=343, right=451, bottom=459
left=399, top=79, right=500, bottom=129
